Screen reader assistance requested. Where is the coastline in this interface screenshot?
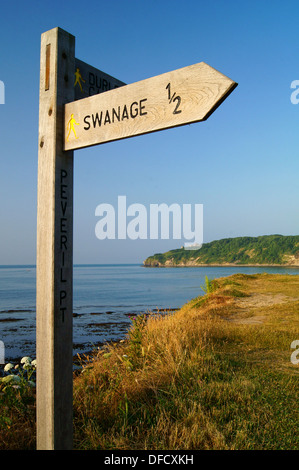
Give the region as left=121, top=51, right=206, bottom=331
left=143, top=263, right=299, bottom=268
left=2, top=263, right=299, bottom=363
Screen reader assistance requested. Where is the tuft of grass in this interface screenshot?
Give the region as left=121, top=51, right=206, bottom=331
left=200, top=275, right=214, bottom=294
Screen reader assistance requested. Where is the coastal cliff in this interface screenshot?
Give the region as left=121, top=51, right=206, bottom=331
left=143, top=235, right=299, bottom=267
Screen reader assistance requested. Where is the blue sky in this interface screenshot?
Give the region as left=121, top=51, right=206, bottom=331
left=1, top=0, right=299, bottom=264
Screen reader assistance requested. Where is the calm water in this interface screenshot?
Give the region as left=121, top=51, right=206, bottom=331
left=1, top=264, right=299, bottom=362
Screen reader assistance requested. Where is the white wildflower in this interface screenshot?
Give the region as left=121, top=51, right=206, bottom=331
left=1, top=375, right=15, bottom=384
left=20, top=356, right=32, bottom=364
left=4, top=363, right=14, bottom=372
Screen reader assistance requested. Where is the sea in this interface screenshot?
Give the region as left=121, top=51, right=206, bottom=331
left=1, top=263, right=299, bottom=363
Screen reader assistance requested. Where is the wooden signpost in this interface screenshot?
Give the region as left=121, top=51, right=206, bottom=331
left=36, top=27, right=75, bottom=451
left=36, top=27, right=237, bottom=450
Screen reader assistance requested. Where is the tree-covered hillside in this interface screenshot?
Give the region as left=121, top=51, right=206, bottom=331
left=143, top=235, right=299, bottom=266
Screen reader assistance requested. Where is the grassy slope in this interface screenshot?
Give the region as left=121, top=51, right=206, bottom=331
left=144, top=234, right=299, bottom=266
left=72, top=273, right=299, bottom=450
left=1, top=273, right=298, bottom=450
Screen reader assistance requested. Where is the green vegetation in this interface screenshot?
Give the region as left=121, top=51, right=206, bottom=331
left=144, top=234, right=299, bottom=266
left=0, top=357, right=36, bottom=449
left=1, top=274, right=298, bottom=450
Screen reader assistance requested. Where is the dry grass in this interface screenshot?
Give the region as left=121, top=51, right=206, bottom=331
left=72, top=273, right=299, bottom=450
left=1, top=273, right=298, bottom=450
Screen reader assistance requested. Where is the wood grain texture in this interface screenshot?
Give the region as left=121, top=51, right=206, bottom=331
left=36, top=27, right=75, bottom=450
left=64, top=62, right=237, bottom=151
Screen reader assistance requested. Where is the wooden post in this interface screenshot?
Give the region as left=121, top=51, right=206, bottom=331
left=36, top=27, right=75, bottom=450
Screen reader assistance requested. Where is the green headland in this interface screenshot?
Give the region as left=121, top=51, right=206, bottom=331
left=144, top=234, right=299, bottom=267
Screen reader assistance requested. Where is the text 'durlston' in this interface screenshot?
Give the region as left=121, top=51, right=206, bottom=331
left=64, top=62, right=237, bottom=151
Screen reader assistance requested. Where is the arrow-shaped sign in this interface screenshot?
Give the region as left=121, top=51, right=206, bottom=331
left=64, top=62, right=237, bottom=151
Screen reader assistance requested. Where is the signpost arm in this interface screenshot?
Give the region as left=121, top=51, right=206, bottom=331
left=36, top=27, right=75, bottom=450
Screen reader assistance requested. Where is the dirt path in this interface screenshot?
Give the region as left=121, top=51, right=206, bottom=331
left=226, top=291, right=299, bottom=324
